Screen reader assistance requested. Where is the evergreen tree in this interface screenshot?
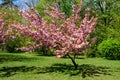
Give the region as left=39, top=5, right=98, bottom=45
left=0, top=0, right=18, bottom=8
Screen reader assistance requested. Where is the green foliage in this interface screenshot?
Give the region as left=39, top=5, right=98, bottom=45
left=35, top=0, right=73, bottom=18
left=59, top=0, right=73, bottom=18
left=6, top=37, right=25, bottom=53
left=106, top=27, right=120, bottom=39
left=83, top=0, right=120, bottom=56
left=35, top=46, right=55, bottom=56
left=86, top=44, right=99, bottom=57
left=98, top=39, right=120, bottom=60
left=86, top=26, right=107, bottom=58
left=0, top=8, right=22, bottom=23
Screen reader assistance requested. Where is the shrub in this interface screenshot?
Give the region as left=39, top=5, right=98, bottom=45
left=6, top=37, right=24, bottom=53
left=86, top=44, right=99, bottom=57
left=98, top=38, right=120, bottom=60
left=35, top=46, right=55, bottom=56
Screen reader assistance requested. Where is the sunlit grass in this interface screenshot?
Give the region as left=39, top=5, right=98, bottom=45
left=0, top=52, right=120, bottom=80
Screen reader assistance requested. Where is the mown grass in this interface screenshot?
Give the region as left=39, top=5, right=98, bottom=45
left=0, top=52, right=120, bottom=80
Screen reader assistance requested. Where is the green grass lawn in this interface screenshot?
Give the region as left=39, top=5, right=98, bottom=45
left=0, top=52, right=120, bottom=80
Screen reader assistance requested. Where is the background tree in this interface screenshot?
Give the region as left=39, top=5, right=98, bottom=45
left=0, top=0, right=18, bottom=8
left=35, top=0, right=82, bottom=17
left=83, top=0, right=120, bottom=57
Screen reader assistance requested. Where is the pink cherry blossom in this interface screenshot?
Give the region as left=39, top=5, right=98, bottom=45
left=5, top=0, right=97, bottom=69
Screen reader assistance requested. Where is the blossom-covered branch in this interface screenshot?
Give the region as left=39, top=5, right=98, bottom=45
left=0, top=14, right=5, bottom=43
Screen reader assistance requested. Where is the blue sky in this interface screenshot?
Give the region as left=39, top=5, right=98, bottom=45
left=14, top=0, right=29, bottom=10
left=14, top=0, right=39, bottom=10
left=0, top=0, right=39, bottom=10
left=0, top=0, right=2, bottom=4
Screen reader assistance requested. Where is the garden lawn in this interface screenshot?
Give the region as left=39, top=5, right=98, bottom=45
left=0, top=52, right=120, bottom=80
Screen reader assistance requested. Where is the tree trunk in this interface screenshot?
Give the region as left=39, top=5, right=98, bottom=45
left=67, top=54, right=78, bottom=70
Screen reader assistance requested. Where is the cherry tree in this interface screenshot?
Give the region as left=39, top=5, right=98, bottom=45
left=0, top=12, right=17, bottom=50
left=8, top=0, right=98, bottom=69
left=0, top=14, right=5, bottom=45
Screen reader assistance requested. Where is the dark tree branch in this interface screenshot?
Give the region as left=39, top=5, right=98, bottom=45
left=67, top=54, right=78, bottom=69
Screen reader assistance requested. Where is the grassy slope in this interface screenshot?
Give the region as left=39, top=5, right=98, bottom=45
left=0, top=52, right=120, bottom=80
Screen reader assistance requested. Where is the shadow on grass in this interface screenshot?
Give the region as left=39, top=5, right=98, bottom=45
left=37, top=63, right=111, bottom=78
left=0, top=66, right=37, bottom=77
left=0, top=54, right=37, bottom=63
left=0, top=63, right=111, bottom=78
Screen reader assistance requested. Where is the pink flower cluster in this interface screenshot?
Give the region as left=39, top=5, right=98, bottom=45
left=8, top=0, right=98, bottom=58
left=0, top=14, right=5, bottom=43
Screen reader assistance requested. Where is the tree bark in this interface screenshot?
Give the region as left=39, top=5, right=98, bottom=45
left=67, top=54, right=78, bottom=70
